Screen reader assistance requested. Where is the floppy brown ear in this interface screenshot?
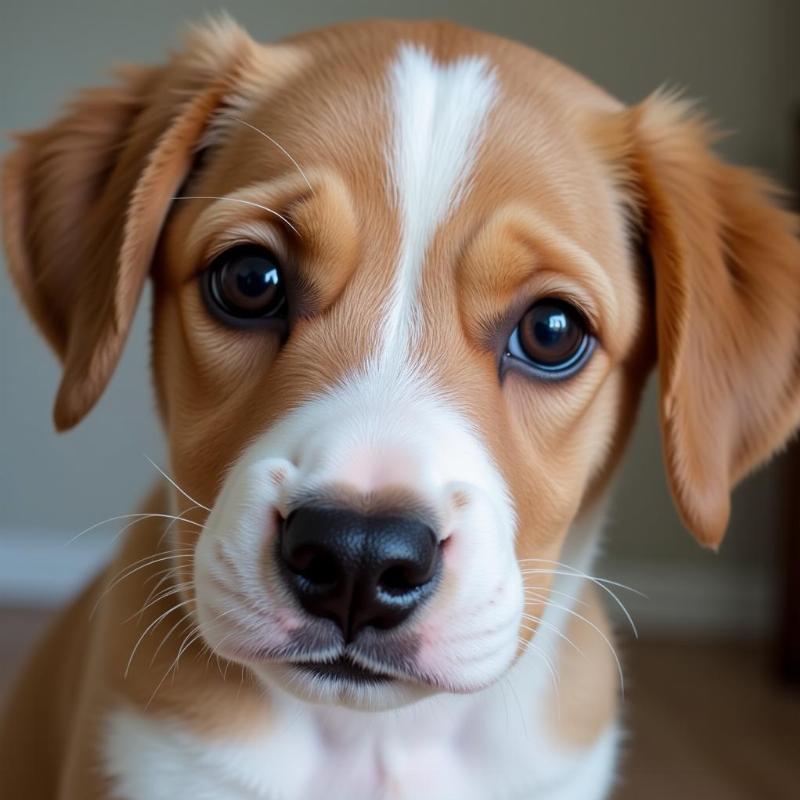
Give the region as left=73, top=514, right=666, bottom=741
left=1, top=18, right=256, bottom=431
left=598, top=92, right=800, bottom=548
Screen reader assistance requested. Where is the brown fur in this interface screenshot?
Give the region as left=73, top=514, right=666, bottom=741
left=2, top=17, right=799, bottom=796
left=591, top=94, right=800, bottom=546
left=547, top=584, right=619, bottom=748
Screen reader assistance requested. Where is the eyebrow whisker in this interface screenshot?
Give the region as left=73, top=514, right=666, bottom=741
left=172, top=196, right=300, bottom=237
left=231, top=117, right=315, bottom=195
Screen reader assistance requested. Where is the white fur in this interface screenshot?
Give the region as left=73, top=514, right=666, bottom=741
left=106, top=638, right=618, bottom=800
left=106, top=706, right=617, bottom=800
left=381, top=45, right=497, bottom=362
left=111, top=473, right=619, bottom=799
left=107, top=43, right=620, bottom=800
left=193, top=362, right=522, bottom=703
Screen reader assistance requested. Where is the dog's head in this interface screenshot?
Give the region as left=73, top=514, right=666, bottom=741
left=5, top=18, right=799, bottom=708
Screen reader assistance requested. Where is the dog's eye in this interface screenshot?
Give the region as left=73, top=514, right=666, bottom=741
left=504, top=299, right=594, bottom=379
left=204, top=245, right=287, bottom=323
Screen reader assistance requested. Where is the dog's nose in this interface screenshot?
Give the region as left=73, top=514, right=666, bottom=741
left=279, top=505, right=440, bottom=640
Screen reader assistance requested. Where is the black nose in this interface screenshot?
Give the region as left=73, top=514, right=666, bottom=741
left=279, top=505, right=440, bottom=640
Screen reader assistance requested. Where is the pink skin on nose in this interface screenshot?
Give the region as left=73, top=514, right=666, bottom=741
left=338, top=445, right=423, bottom=495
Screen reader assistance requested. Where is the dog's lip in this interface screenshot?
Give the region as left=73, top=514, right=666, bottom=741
left=292, top=655, right=394, bottom=683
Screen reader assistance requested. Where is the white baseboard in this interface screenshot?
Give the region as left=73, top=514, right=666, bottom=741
left=599, top=556, right=774, bottom=639
left=0, top=529, right=775, bottom=639
left=0, top=528, right=119, bottom=606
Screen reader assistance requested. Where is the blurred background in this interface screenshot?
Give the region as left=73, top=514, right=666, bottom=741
left=1, top=1, right=798, bottom=797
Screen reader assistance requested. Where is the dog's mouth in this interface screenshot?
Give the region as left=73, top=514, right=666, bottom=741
left=293, top=656, right=393, bottom=684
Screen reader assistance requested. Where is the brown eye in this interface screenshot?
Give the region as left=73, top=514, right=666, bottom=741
left=505, top=299, right=594, bottom=379
left=204, top=245, right=287, bottom=323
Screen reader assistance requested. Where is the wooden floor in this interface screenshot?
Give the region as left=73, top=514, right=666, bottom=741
left=614, top=639, right=800, bottom=799
left=2, top=607, right=799, bottom=798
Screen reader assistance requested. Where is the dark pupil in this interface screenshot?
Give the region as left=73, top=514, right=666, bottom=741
left=237, top=260, right=275, bottom=297
left=535, top=309, right=568, bottom=346
left=520, top=303, right=582, bottom=364
left=221, top=255, right=282, bottom=314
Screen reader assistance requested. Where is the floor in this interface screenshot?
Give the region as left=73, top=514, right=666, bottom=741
left=614, top=639, right=800, bottom=799
left=1, top=606, right=799, bottom=799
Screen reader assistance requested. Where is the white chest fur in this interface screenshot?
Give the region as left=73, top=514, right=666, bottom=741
left=104, top=646, right=618, bottom=800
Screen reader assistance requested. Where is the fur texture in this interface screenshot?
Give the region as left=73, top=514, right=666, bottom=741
left=2, top=17, right=799, bottom=800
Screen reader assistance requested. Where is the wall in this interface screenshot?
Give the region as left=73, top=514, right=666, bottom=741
left=1, top=0, right=797, bottom=632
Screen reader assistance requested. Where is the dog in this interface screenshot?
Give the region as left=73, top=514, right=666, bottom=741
left=2, top=16, right=799, bottom=800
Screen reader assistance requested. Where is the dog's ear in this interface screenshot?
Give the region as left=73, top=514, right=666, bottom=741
left=596, top=92, right=800, bottom=548
left=2, top=18, right=257, bottom=431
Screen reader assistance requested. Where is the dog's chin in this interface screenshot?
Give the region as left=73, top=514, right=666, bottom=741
left=253, top=660, right=438, bottom=711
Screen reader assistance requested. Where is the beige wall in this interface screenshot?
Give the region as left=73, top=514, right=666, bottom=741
left=1, top=1, right=797, bottom=600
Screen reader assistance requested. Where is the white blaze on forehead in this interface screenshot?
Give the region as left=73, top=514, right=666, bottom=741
left=382, top=44, right=498, bottom=361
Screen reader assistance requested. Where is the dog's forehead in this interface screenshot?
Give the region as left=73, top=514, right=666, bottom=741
left=177, top=20, right=636, bottom=371
left=206, top=21, right=624, bottom=235
left=164, top=21, right=640, bottom=399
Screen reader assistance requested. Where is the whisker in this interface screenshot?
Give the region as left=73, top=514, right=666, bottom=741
left=205, top=641, right=231, bottom=677
left=520, top=567, right=640, bottom=638
left=124, top=597, right=196, bottom=678
left=107, top=514, right=196, bottom=549
left=519, top=637, right=560, bottom=705
left=498, top=676, right=511, bottom=734
left=146, top=625, right=203, bottom=709
left=157, top=503, right=203, bottom=549
left=146, top=608, right=240, bottom=707
left=143, top=454, right=211, bottom=512
left=141, top=566, right=190, bottom=616
left=172, top=196, right=300, bottom=237
left=522, top=585, right=591, bottom=609
left=206, top=628, right=243, bottom=674
left=502, top=672, right=530, bottom=739
left=231, top=117, right=314, bottom=194
left=532, top=597, right=624, bottom=695
left=519, top=559, right=647, bottom=596
left=92, top=550, right=194, bottom=619
left=150, top=607, right=195, bottom=666
left=142, top=561, right=188, bottom=587
left=105, top=548, right=194, bottom=587
left=130, top=581, right=195, bottom=625
left=195, top=640, right=214, bottom=668
left=155, top=605, right=238, bottom=673
left=520, top=613, right=583, bottom=656
left=145, top=562, right=187, bottom=585
left=65, top=513, right=201, bottom=546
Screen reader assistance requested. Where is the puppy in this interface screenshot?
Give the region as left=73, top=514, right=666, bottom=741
left=2, top=17, right=799, bottom=800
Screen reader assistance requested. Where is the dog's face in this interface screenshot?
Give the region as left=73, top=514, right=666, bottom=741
left=157, top=25, right=649, bottom=706
left=5, top=19, right=800, bottom=709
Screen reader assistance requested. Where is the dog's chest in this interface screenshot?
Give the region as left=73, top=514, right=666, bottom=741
left=103, top=687, right=598, bottom=800
left=103, top=644, right=618, bottom=800
left=106, top=705, right=500, bottom=800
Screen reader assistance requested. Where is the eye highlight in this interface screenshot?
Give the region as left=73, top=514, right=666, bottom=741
left=203, top=245, right=287, bottom=325
left=504, top=299, right=595, bottom=380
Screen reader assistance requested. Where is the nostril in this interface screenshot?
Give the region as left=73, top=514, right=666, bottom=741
left=293, top=550, right=339, bottom=590
left=378, top=564, right=419, bottom=596
left=281, top=513, right=343, bottom=591
left=377, top=558, right=435, bottom=596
